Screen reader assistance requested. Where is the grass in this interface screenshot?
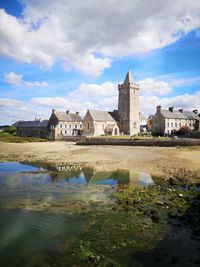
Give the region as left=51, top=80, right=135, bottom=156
left=0, top=132, right=48, bottom=143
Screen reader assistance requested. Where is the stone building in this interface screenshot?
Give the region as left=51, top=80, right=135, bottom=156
left=152, top=106, right=200, bottom=135
left=16, top=119, right=49, bottom=138
left=48, top=109, right=83, bottom=140
left=83, top=110, right=119, bottom=136
left=118, top=70, right=140, bottom=135
left=83, top=70, right=140, bottom=136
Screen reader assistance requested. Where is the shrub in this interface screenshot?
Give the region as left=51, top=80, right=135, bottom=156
left=176, top=125, right=191, bottom=136
left=4, top=126, right=16, bottom=134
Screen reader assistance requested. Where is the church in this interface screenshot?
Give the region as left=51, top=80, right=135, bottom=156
left=82, top=70, right=140, bottom=136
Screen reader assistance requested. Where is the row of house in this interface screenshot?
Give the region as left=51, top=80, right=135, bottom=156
left=15, top=70, right=200, bottom=139
left=151, top=106, right=200, bottom=135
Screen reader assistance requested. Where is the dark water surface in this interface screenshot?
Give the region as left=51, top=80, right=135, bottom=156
left=0, top=161, right=154, bottom=267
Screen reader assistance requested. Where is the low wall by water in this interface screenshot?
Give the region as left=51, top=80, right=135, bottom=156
left=55, top=135, right=86, bottom=142
left=76, top=137, right=200, bottom=147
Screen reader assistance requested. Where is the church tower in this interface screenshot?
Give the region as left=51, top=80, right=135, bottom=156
left=118, top=70, right=140, bottom=135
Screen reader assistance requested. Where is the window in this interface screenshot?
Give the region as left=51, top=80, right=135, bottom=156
left=179, top=123, right=181, bottom=127
left=167, top=123, right=170, bottom=127
left=189, top=123, right=191, bottom=127
left=175, top=123, right=177, bottom=128
left=69, top=125, right=71, bottom=128
left=171, top=123, right=173, bottom=127
left=88, top=123, right=90, bottom=130
left=75, top=125, right=77, bottom=129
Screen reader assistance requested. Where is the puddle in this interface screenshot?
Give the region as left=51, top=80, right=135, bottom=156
left=0, top=161, right=156, bottom=267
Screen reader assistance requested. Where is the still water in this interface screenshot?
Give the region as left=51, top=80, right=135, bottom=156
left=0, top=162, right=154, bottom=267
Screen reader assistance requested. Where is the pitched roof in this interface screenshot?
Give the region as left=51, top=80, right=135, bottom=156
left=161, top=109, right=200, bottom=120
left=124, top=70, right=134, bottom=84
left=17, top=120, right=48, bottom=127
left=88, top=110, right=118, bottom=122
left=54, top=112, right=82, bottom=122
left=161, top=110, right=188, bottom=119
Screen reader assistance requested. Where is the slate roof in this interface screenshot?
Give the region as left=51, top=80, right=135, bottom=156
left=124, top=70, right=134, bottom=84
left=88, top=110, right=118, bottom=122
left=54, top=112, right=82, bottom=122
left=161, top=109, right=200, bottom=120
left=17, top=120, right=49, bottom=127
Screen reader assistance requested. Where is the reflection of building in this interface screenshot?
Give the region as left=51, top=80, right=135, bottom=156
left=152, top=106, right=200, bottom=135
left=48, top=164, right=154, bottom=186
left=83, top=70, right=140, bottom=136
left=48, top=109, right=83, bottom=140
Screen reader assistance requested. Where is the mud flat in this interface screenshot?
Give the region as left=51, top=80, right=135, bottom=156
left=0, top=141, right=200, bottom=178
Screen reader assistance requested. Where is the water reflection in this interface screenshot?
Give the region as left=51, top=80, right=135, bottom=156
left=47, top=164, right=154, bottom=186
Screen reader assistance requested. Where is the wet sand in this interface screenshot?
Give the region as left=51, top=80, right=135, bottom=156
left=0, top=141, right=200, bottom=176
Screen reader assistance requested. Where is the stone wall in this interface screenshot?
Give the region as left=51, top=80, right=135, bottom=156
left=77, top=137, right=200, bottom=147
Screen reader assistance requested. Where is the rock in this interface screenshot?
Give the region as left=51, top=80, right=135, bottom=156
left=156, top=200, right=164, bottom=206
left=169, top=178, right=176, bottom=186
left=150, top=209, right=160, bottom=223
left=171, top=256, right=179, bottom=264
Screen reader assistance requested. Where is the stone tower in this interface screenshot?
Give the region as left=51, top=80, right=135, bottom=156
left=118, top=70, right=140, bottom=135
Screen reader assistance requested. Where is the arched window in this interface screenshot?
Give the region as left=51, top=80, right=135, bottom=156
left=114, top=128, right=118, bottom=136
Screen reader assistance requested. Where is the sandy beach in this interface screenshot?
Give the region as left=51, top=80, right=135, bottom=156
left=0, top=141, right=200, bottom=176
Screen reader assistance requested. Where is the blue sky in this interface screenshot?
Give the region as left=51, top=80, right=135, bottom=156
left=0, top=0, right=200, bottom=124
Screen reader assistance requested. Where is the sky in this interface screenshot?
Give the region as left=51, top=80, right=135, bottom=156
left=0, top=0, right=200, bottom=125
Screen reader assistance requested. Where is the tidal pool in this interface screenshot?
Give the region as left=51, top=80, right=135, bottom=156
left=0, top=161, right=155, bottom=267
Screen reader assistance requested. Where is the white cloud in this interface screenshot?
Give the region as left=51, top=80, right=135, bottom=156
left=169, top=76, right=200, bottom=87
left=141, top=91, right=200, bottom=115
left=4, top=72, right=23, bottom=86
left=139, top=78, right=171, bottom=95
left=4, top=72, right=48, bottom=87
left=0, top=1, right=200, bottom=76
left=70, top=81, right=116, bottom=98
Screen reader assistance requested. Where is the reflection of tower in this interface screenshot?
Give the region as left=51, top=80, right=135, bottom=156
left=127, top=170, right=140, bottom=186
left=118, top=70, right=140, bottom=135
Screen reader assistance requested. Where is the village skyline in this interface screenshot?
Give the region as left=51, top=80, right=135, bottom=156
left=0, top=0, right=200, bottom=125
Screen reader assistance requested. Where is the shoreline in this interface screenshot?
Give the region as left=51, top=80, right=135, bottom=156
left=0, top=141, right=200, bottom=178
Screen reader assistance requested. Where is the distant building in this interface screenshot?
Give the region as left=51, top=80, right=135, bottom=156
left=152, top=106, right=200, bottom=135
left=48, top=109, right=83, bottom=140
left=147, top=115, right=153, bottom=132
left=16, top=119, right=49, bottom=138
left=83, top=70, right=140, bottom=136
left=139, top=113, right=148, bottom=132
left=83, top=110, right=119, bottom=136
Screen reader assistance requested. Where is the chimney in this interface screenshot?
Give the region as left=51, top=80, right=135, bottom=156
left=179, top=109, right=183, bottom=113
left=76, top=111, right=79, bottom=115
left=169, top=107, right=174, bottom=112
left=156, top=105, right=161, bottom=113
left=66, top=110, right=69, bottom=114
left=193, top=109, right=198, bottom=114
left=52, top=109, right=56, bottom=113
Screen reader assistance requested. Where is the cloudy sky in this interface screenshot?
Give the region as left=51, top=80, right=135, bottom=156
left=0, top=0, right=200, bottom=124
